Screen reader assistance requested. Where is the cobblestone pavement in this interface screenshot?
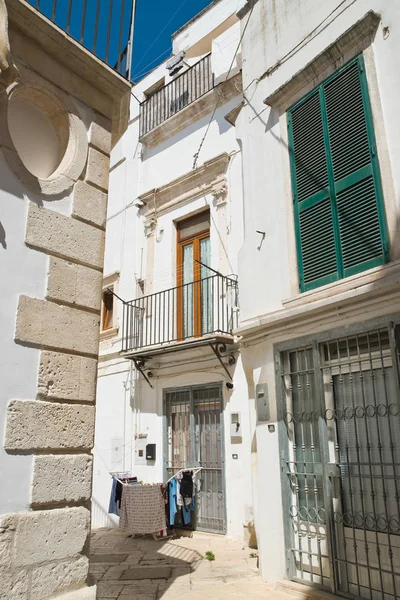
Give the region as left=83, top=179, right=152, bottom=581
left=89, top=528, right=291, bottom=599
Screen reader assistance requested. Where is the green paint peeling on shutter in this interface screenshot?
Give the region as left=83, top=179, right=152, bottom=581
left=288, top=55, right=389, bottom=293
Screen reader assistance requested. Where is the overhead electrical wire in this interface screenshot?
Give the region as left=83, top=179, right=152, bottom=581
left=192, top=3, right=255, bottom=170
left=133, top=0, right=189, bottom=73
left=132, top=46, right=172, bottom=82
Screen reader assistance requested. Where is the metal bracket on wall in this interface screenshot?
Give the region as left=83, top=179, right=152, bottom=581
left=209, top=342, right=235, bottom=381
left=132, top=358, right=154, bottom=389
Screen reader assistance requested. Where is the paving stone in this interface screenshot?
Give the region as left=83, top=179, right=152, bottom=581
left=140, top=558, right=178, bottom=566
left=120, top=595, right=156, bottom=600
left=121, top=551, right=143, bottom=564
left=96, top=582, right=124, bottom=598
left=120, top=567, right=171, bottom=580
left=89, top=529, right=291, bottom=600
left=116, top=581, right=158, bottom=598
left=90, top=554, right=128, bottom=563
left=171, top=566, right=191, bottom=577
left=102, top=566, right=131, bottom=580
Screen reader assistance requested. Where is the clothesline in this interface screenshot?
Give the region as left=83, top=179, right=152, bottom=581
left=109, top=471, right=139, bottom=485
left=110, top=467, right=203, bottom=487
left=164, top=467, right=203, bottom=486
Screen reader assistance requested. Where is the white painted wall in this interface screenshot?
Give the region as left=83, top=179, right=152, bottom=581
left=93, top=11, right=253, bottom=540
left=0, top=153, right=45, bottom=514
left=238, top=0, right=400, bottom=323
left=172, top=0, right=240, bottom=56
left=236, top=0, right=400, bottom=584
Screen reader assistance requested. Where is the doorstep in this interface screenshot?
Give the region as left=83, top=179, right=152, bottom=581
left=276, top=580, right=342, bottom=600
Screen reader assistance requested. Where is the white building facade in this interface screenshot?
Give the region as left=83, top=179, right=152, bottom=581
left=92, top=0, right=254, bottom=543
left=236, top=1, right=400, bottom=599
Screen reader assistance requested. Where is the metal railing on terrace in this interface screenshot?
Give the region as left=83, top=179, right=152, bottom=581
left=139, top=53, right=214, bottom=137
left=26, top=0, right=134, bottom=77
left=122, top=273, right=238, bottom=353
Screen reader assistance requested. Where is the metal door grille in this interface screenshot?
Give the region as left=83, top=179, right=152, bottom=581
left=164, top=384, right=226, bottom=534
left=279, top=323, right=400, bottom=600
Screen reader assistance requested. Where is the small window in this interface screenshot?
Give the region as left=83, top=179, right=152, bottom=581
left=144, top=78, right=165, bottom=98
left=102, top=289, right=114, bottom=331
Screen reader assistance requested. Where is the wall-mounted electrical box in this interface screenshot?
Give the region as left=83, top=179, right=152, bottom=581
left=111, top=438, right=123, bottom=467
left=256, top=383, right=270, bottom=422
left=146, top=443, right=156, bottom=461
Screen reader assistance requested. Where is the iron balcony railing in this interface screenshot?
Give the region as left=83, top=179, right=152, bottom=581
left=139, top=53, right=214, bottom=137
left=26, top=0, right=134, bottom=77
left=122, top=273, right=238, bottom=353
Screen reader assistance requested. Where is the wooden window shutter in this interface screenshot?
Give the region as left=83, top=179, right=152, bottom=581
left=288, top=55, right=389, bottom=293
left=288, top=91, right=338, bottom=291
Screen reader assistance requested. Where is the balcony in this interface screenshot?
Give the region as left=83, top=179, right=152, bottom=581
left=139, top=53, right=214, bottom=138
left=25, top=0, right=134, bottom=77
left=122, top=273, right=239, bottom=355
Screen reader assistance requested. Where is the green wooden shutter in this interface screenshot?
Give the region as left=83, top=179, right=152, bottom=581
left=324, top=59, right=388, bottom=277
left=288, top=91, right=339, bottom=291
left=288, top=55, right=389, bottom=293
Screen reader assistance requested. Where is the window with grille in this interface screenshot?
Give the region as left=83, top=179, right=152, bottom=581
left=287, top=55, right=389, bottom=293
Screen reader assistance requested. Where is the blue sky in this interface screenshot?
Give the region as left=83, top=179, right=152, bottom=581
left=131, top=0, right=215, bottom=82
left=28, top=0, right=214, bottom=81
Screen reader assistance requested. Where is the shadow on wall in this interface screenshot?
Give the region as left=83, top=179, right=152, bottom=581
left=141, top=96, right=240, bottom=162
left=0, top=220, right=6, bottom=248
left=92, top=495, right=119, bottom=529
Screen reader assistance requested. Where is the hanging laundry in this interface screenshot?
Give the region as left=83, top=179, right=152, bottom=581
left=120, top=484, right=166, bottom=535
left=180, top=471, right=194, bottom=499
left=176, top=478, right=183, bottom=507
left=108, top=474, right=137, bottom=516
left=182, top=496, right=195, bottom=526
left=108, top=477, right=120, bottom=516
left=168, top=478, right=178, bottom=526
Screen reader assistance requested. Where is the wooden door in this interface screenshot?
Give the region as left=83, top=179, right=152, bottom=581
left=177, top=212, right=211, bottom=340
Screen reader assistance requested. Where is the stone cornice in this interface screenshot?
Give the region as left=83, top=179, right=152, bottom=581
left=6, top=0, right=130, bottom=98
left=237, top=0, right=258, bottom=20
left=264, top=11, right=380, bottom=113
left=139, top=152, right=230, bottom=221
left=236, top=260, right=400, bottom=342
left=6, top=0, right=131, bottom=132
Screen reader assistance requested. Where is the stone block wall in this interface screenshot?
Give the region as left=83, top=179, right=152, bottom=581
left=0, top=89, right=112, bottom=599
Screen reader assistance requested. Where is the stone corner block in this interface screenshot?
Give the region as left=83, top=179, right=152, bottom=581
left=73, top=180, right=107, bottom=229
left=0, top=525, right=14, bottom=568
left=4, top=400, right=95, bottom=452
left=38, top=350, right=98, bottom=402
left=90, top=116, right=112, bottom=155
left=15, top=295, right=100, bottom=356
left=49, top=585, right=97, bottom=600
left=13, top=507, right=90, bottom=567
left=31, top=556, right=89, bottom=600
left=86, top=147, right=110, bottom=192
left=32, top=455, right=93, bottom=505
left=47, top=257, right=103, bottom=311
left=0, top=567, right=29, bottom=599
left=25, top=202, right=105, bottom=270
